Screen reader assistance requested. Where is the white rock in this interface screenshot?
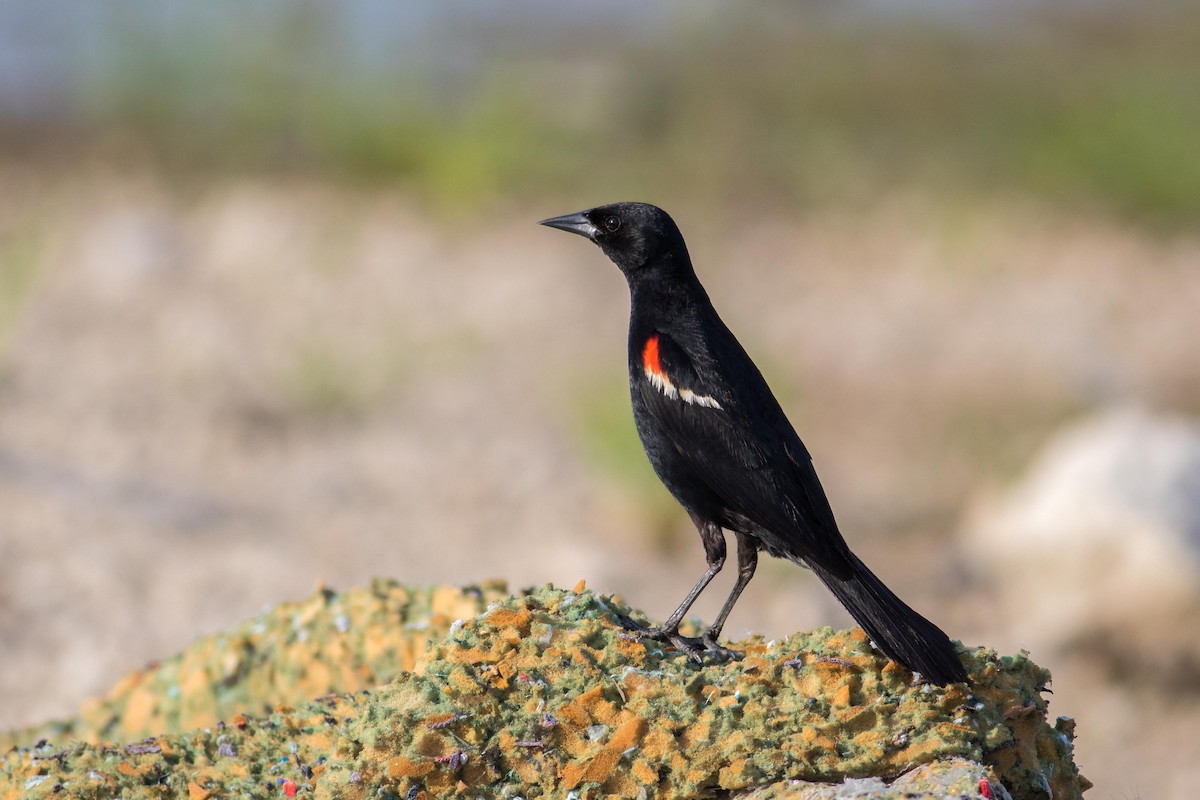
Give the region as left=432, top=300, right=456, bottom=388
left=965, top=407, right=1200, bottom=643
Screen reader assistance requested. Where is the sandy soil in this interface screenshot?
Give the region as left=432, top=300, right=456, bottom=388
left=1, top=170, right=1198, bottom=797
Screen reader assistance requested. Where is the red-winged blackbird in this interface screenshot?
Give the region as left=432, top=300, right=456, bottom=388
left=540, top=202, right=967, bottom=685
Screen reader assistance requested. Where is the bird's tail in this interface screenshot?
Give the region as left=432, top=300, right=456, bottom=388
left=809, top=554, right=967, bottom=685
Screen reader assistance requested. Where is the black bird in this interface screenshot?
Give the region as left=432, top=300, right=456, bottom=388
left=539, top=202, right=967, bottom=685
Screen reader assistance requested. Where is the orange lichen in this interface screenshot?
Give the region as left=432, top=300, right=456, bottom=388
left=386, top=757, right=433, bottom=779
left=609, top=716, right=648, bottom=751
left=484, top=606, right=532, bottom=633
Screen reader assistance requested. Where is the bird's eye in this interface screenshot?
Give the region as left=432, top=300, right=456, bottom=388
left=603, top=216, right=621, bottom=232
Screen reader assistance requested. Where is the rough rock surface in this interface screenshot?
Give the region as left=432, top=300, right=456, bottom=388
left=0, top=580, right=511, bottom=751
left=1, top=581, right=1088, bottom=800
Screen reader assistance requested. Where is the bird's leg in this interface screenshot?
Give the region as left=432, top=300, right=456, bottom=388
left=643, top=517, right=724, bottom=635
left=700, top=532, right=758, bottom=649
left=626, top=518, right=738, bottom=662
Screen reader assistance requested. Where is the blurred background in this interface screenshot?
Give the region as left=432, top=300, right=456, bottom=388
left=2, top=1, right=1199, bottom=796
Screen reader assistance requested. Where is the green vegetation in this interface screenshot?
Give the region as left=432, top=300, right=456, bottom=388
left=568, top=374, right=684, bottom=548
left=0, top=222, right=45, bottom=359
left=5, top=5, right=1199, bottom=227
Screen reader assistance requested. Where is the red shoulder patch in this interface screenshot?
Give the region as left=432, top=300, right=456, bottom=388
left=642, top=334, right=664, bottom=377
left=640, top=333, right=721, bottom=409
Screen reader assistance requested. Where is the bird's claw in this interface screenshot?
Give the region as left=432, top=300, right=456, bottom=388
left=623, top=619, right=740, bottom=663
left=700, top=632, right=739, bottom=660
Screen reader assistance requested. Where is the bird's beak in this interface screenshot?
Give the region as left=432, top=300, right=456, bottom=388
left=537, top=211, right=599, bottom=241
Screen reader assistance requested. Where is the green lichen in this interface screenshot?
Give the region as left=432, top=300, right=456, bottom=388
left=1, top=582, right=1088, bottom=800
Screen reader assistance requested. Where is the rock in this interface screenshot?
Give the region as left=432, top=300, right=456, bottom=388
left=739, top=758, right=1011, bottom=799
left=1, top=581, right=1088, bottom=800
left=0, top=579, right=511, bottom=751
left=965, top=407, right=1200, bottom=650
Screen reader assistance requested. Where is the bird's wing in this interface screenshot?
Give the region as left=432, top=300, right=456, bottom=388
left=635, top=329, right=853, bottom=575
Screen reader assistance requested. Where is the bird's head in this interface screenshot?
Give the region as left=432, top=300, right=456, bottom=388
left=538, top=202, right=690, bottom=278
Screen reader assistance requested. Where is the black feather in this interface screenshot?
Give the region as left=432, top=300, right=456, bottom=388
left=541, top=201, right=967, bottom=685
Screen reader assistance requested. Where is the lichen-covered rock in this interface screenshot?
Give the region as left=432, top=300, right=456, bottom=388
left=1, top=582, right=1088, bottom=800
left=0, top=579, right=509, bottom=751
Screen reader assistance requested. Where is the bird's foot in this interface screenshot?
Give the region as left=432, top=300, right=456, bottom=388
left=620, top=617, right=740, bottom=663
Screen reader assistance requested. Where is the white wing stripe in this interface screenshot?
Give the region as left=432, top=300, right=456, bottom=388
left=645, top=368, right=722, bottom=409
